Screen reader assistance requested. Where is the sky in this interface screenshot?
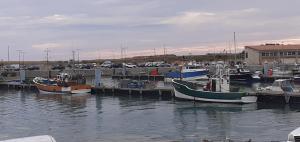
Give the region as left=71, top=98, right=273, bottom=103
left=1, top=0, right=300, bottom=61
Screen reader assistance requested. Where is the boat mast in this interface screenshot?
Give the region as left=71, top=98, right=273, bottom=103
left=7, top=46, right=10, bottom=64
left=234, top=32, right=237, bottom=64
left=45, top=48, right=50, bottom=79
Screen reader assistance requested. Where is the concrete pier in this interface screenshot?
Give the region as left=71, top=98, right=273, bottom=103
left=1, top=81, right=300, bottom=104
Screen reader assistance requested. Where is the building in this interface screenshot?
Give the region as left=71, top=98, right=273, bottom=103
left=244, top=44, right=300, bottom=65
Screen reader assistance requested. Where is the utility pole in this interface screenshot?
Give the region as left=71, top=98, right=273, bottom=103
left=234, top=32, right=237, bottom=64
left=76, top=49, right=80, bottom=64
left=45, top=48, right=50, bottom=78
left=163, top=44, right=166, bottom=62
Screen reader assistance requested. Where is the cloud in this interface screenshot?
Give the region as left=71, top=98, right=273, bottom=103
left=160, top=8, right=260, bottom=27
left=32, top=43, right=66, bottom=50
left=160, top=11, right=216, bottom=25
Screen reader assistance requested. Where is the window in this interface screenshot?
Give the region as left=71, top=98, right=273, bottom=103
left=262, top=52, right=265, bottom=56
left=245, top=52, right=248, bottom=58
left=292, top=51, right=296, bottom=56
left=269, top=52, right=273, bottom=56
left=280, top=52, right=284, bottom=56
left=288, top=52, right=292, bottom=56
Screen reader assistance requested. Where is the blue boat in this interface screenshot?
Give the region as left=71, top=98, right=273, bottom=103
left=165, top=68, right=209, bottom=81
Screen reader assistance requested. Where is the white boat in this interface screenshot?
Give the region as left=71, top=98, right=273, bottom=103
left=0, top=135, right=56, bottom=142
left=288, top=127, right=300, bottom=142
left=257, top=79, right=299, bottom=94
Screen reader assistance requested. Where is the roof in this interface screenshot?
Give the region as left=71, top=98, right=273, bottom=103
left=245, top=44, right=300, bottom=51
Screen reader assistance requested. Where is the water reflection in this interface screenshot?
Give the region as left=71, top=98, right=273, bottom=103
left=173, top=103, right=257, bottom=141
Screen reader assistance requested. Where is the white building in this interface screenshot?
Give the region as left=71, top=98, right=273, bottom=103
left=244, top=44, right=300, bottom=65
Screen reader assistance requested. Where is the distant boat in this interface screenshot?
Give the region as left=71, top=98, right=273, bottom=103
left=165, top=66, right=208, bottom=81
left=229, top=68, right=257, bottom=83
left=33, top=73, right=91, bottom=94
left=172, top=63, right=257, bottom=104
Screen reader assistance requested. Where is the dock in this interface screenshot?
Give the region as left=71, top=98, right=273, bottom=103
left=0, top=82, right=36, bottom=90
left=2, top=81, right=300, bottom=104
left=111, top=75, right=165, bottom=81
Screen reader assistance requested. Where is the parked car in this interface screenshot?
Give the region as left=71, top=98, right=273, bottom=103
left=80, top=64, right=93, bottom=69
left=100, top=61, right=112, bottom=68
left=123, top=63, right=137, bottom=68
left=27, top=65, right=40, bottom=70
left=112, top=63, right=123, bottom=68
left=52, top=65, right=65, bottom=70
left=158, top=63, right=171, bottom=67
left=4, top=64, right=20, bottom=71
left=137, top=63, right=146, bottom=67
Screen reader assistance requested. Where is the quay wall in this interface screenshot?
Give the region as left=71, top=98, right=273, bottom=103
left=23, top=67, right=177, bottom=78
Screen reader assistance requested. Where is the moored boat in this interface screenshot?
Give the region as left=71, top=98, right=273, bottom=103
left=165, top=66, right=208, bottom=81
left=229, top=68, right=257, bottom=83
left=172, top=63, right=257, bottom=104
left=33, top=73, right=91, bottom=94
left=257, top=79, right=299, bottom=95
left=172, top=79, right=257, bottom=103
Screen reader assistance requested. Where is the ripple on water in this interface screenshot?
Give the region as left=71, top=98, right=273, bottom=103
left=1, top=90, right=300, bottom=141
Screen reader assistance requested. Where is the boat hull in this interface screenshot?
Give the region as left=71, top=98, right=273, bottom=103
left=172, top=80, right=257, bottom=104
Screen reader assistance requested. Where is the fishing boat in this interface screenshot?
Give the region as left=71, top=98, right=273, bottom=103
left=33, top=73, right=91, bottom=94
left=229, top=68, right=258, bottom=83
left=165, top=66, right=208, bottom=81
left=172, top=63, right=257, bottom=103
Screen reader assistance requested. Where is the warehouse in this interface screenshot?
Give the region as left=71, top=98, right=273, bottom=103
left=244, top=44, right=300, bottom=65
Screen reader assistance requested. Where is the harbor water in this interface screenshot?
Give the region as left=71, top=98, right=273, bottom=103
left=0, top=89, right=300, bottom=142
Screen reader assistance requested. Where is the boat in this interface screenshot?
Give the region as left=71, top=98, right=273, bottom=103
left=257, top=79, right=299, bottom=95
left=172, top=63, right=257, bottom=103
left=229, top=68, right=258, bottom=83
left=33, top=73, right=91, bottom=94
left=288, top=127, right=300, bottom=142
left=165, top=66, right=209, bottom=81
left=293, top=75, right=300, bottom=84
left=0, top=135, right=56, bottom=142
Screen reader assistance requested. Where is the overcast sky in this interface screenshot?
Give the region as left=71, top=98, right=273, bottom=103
left=1, top=0, right=300, bottom=61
